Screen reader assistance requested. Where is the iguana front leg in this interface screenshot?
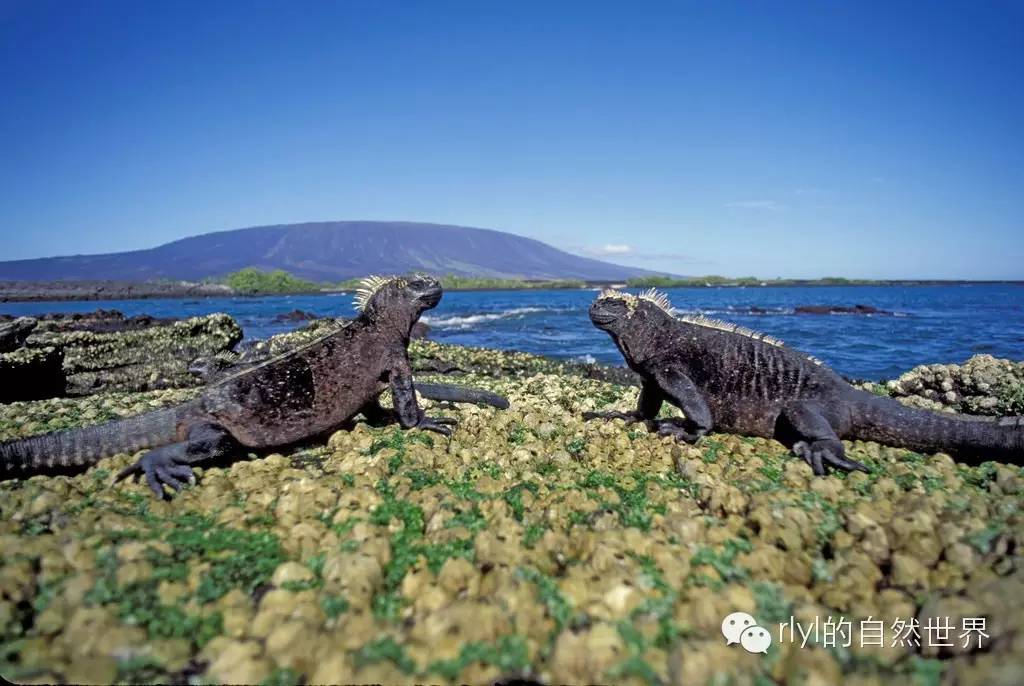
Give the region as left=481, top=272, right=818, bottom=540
left=583, top=380, right=664, bottom=423
left=777, top=400, right=869, bottom=475
left=648, top=368, right=713, bottom=444
left=114, top=422, right=238, bottom=498
left=390, top=358, right=458, bottom=436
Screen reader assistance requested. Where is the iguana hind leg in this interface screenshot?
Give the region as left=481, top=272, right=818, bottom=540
left=114, top=423, right=238, bottom=499
left=776, top=401, right=868, bottom=475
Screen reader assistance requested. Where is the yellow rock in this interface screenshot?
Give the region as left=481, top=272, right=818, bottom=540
left=309, top=652, right=355, bottom=684
left=668, top=639, right=760, bottom=686
left=891, top=553, right=930, bottom=590
left=437, top=556, right=479, bottom=596
left=222, top=605, right=255, bottom=638
left=549, top=622, right=625, bottom=684
left=271, top=561, right=315, bottom=586
left=264, top=620, right=322, bottom=673
left=64, top=656, right=118, bottom=684
left=147, top=638, right=193, bottom=671
left=156, top=580, right=189, bottom=606
left=205, top=639, right=274, bottom=684
left=116, top=560, right=153, bottom=586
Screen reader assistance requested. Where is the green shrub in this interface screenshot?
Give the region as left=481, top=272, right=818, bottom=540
left=224, top=267, right=321, bottom=294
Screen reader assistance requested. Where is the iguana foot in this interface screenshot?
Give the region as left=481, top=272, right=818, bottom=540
left=416, top=416, right=458, bottom=436
left=654, top=418, right=708, bottom=444
left=792, top=439, right=869, bottom=476
left=114, top=444, right=196, bottom=499
left=582, top=410, right=645, bottom=424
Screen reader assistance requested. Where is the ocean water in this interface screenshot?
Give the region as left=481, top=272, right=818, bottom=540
left=3, top=284, right=1022, bottom=381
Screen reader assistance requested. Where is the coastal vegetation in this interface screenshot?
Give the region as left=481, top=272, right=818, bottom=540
left=222, top=268, right=323, bottom=295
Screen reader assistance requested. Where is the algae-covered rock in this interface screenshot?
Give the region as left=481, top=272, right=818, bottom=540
left=0, top=341, right=1022, bottom=685
left=0, top=317, right=37, bottom=353
left=881, top=354, right=1024, bottom=416
left=24, top=313, right=242, bottom=396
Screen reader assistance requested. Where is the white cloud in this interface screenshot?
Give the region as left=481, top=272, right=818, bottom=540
left=583, top=244, right=634, bottom=257
left=571, top=242, right=711, bottom=266
left=724, top=200, right=787, bottom=211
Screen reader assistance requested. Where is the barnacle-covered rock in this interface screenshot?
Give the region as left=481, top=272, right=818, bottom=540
left=1, top=343, right=1022, bottom=684
left=882, top=354, right=1024, bottom=416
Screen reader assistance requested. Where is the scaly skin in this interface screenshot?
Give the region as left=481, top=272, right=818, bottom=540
left=585, top=290, right=1023, bottom=475
left=0, top=275, right=508, bottom=496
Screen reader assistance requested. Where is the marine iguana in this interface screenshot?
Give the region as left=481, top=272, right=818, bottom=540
left=584, top=289, right=1023, bottom=474
left=0, top=275, right=508, bottom=496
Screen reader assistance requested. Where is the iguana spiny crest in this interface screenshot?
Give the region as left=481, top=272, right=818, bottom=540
left=598, top=287, right=674, bottom=316
left=353, top=273, right=441, bottom=320
left=354, top=275, right=410, bottom=312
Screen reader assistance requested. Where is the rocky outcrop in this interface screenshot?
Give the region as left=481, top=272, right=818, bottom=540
left=8, top=309, right=179, bottom=334
left=795, top=304, right=894, bottom=316
left=0, top=313, right=243, bottom=401
left=0, top=346, right=65, bottom=403
left=881, top=354, right=1024, bottom=415
left=272, top=309, right=320, bottom=323
left=30, top=314, right=243, bottom=396
left=0, top=317, right=37, bottom=353
left=1, top=345, right=1021, bottom=685
left=0, top=280, right=234, bottom=302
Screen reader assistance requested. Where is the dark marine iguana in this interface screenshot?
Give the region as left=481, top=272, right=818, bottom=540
left=584, top=289, right=1023, bottom=474
left=0, top=275, right=508, bottom=496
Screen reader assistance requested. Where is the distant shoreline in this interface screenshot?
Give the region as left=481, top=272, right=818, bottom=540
left=0, top=278, right=1020, bottom=303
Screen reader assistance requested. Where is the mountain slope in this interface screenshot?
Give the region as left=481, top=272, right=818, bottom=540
left=0, top=221, right=658, bottom=282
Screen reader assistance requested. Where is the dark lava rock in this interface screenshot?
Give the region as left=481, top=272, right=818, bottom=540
left=0, top=346, right=66, bottom=403
left=273, top=309, right=320, bottom=323
left=0, top=317, right=37, bottom=353
left=17, top=313, right=243, bottom=398
left=795, top=304, right=894, bottom=316
left=28, top=309, right=178, bottom=333
left=0, top=279, right=234, bottom=302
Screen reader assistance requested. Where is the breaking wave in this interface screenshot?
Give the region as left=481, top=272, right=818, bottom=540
left=422, top=306, right=565, bottom=329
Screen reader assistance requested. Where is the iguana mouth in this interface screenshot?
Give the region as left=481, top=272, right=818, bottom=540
left=589, top=309, right=618, bottom=327
left=421, top=289, right=442, bottom=309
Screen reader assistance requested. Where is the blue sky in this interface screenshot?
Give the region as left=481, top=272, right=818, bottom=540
left=0, top=1, right=1021, bottom=279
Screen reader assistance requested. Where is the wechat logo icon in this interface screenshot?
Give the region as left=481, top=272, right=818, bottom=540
left=721, top=611, right=772, bottom=654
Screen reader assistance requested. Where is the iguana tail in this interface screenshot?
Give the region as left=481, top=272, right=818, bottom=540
left=0, top=402, right=198, bottom=478
left=850, top=397, right=1024, bottom=464
left=416, top=382, right=510, bottom=410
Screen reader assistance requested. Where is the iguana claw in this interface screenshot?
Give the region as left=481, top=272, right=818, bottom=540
left=654, top=419, right=707, bottom=444
left=416, top=416, right=457, bottom=436
left=114, top=446, right=196, bottom=499
left=792, top=440, right=869, bottom=476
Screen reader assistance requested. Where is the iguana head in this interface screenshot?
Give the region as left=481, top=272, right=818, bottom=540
left=354, top=274, right=443, bottom=327
left=590, top=288, right=675, bottom=333
left=590, top=288, right=676, bottom=361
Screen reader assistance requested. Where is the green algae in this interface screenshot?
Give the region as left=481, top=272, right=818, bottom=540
left=1, top=341, right=1022, bottom=684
